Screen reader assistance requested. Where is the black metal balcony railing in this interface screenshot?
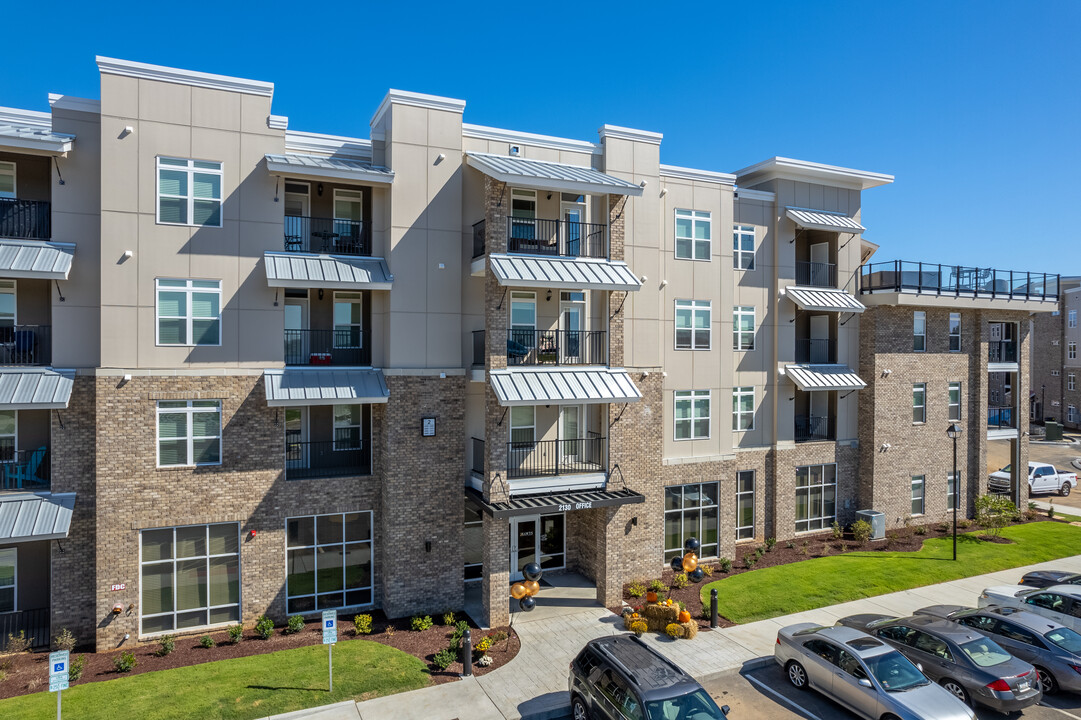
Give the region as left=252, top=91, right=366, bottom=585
left=472, top=330, right=485, bottom=366
left=796, top=261, right=837, bottom=288
left=988, top=406, right=1015, bottom=430
left=285, top=440, right=371, bottom=481
left=988, top=340, right=1018, bottom=364
left=0, top=325, right=51, bottom=366
left=795, top=338, right=837, bottom=364
left=795, top=415, right=835, bottom=443
left=0, top=199, right=50, bottom=240
left=284, top=215, right=372, bottom=256
left=861, top=261, right=1060, bottom=301
left=507, top=435, right=605, bottom=479
left=472, top=220, right=486, bottom=259
left=471, top=437, right=484, bottom=475
left=507, top=329, right=606, bottom=366
left=284, top=328, right=371, bottom=366
left=0, top=608, right=49, bottom=651
left=0, top=448, right=50, bottom=491
left=507, top=217, right=607, bottom=259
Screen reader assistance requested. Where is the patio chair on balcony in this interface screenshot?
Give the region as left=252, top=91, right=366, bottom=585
left=507, top=338, right=530, bottom=360
left=12, top=329, right=35, bottom=364
left=5, top=447, right=46, bottom=489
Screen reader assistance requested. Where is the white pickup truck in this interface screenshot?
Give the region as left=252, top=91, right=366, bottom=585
left=989, top=461, right=1077, bottom=497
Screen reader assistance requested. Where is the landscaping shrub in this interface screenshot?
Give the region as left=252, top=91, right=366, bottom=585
left=228, top=624, right=244, bottom=643
left=442, top=612, right=456, bottom=626
left=718, top=557, right=732, bottom=573
left=628, top=581, right=646, bottom=598
left=114, top=651, right=137, bottom=673
left=648, top=579, right=667, bottom=593
left=384, top=625, right=396, bottom=637
left=785, top=541, right=795, bottom=549
left=157, top=634, right=175, bottom=656
left=488, top=630, right=508, bottom=643
left=477, top=654, right=493, bottom=667
left=630, top=620, right=648, bottom=636
left=852, top=519, right=872, bottom=545
left=915, top=525, right=927, bottom=535
left=743, top=554, right=756, bottom=569
left=885, top=533, right=896, bottom=549
left=976, top=494, right=1018, bottom=536
left=68, top=655, right=85, bottom=682
left=957, top=518, right=972, bottom=529
left=840, top=541, right=849, bottom=553
left=199, top=635, right=214, bottom=648
left=1028, top=501, right=1038, bottom=510
left=1048, top=502, right=1056, bottom=519
left=432, top=648, right=456, bottom=671
left=754, top=546, right=765, bottom=559
left=254, top=615, right=274, bottom=640
left=286, top=614, right=305, bottom=634
left=476, top=636, right=493, bottom=655
left=672, top=573, right=689, bottom=589
left=765, top=537, right=777, bottom=552
left=450, top=621, right=470, bottom=649
left=4, top=631, right=30, bottom=654
left=820, top=543, right=831, bottom=555
left=54, top=628, right=76, bottom=652
left=354, top=614, right=373, bottom=635
left=665, top=623, right=684, bottom=639
left=411, top=615, right=434, bottom=631
left=831, top=521, right=843, bottom=540
left=701, top=564, right=713, bottom=576
left=798, top=543, right=809, bottom=557
left=677, top=600, right=686, bottom=612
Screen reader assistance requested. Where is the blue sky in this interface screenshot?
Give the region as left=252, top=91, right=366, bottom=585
left=2, top=1, right=1078, bottom=271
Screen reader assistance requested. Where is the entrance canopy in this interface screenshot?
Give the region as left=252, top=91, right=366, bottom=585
left=466, top=486, right=644, bottom=519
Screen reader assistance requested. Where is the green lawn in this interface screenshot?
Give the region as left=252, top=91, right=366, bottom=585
left=0, top=639, right=429, bottom=720
left=701, top=521, right=1081, bottom=624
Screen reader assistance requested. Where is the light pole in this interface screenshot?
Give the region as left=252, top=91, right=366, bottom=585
left=947, top=423, right=962, bottom=561
left=1042, top=384, right=1046, bottom=423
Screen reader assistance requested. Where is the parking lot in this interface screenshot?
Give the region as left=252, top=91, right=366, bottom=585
left=989, top=438, right=1081, bottom=512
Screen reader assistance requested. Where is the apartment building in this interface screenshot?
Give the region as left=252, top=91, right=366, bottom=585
left=1030, top=279, right=1081, bottom=428
left=0, top=57, right=1060, bottom=648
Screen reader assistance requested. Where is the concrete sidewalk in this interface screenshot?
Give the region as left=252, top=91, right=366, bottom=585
left=266, top=553, right=1081, bottom=720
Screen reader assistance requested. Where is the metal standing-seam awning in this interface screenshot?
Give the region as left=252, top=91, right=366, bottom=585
left=465, top=486, right=644, bottom=519
left=489, top=254, right=641, bottom=292
left=465, top=152, right=644, bottom=197
left=785, top=365, right=866, bottom=392
left=0, top=123, right=74, bottom=155
left=489, top=368, right=641, bottom=406
left=0, top=369, right=75, bottom=409
left=263, top=368, right=389, bottom=407
left=0, top=492, right=76, bottom=542
left=265, top=153, right=394, bottom=185
left=263, top=251, right=393, bottom=290
left=786, top=207, right=865, bottom=234
left=784, top=286, right=865, bottom=313
left=0, top=240, right=76, bottom=280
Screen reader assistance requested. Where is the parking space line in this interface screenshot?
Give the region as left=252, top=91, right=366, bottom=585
left=1039, top=704, right=1081, bottom=720
left=743, top=673, right=824, bottom=720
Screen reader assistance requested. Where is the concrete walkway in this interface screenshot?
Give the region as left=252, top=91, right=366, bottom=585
left=265, top=553, right=1081, bottom=720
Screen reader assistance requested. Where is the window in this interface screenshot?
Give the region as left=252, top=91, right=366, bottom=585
left=140, top=523, right=240, bottom=634
left=665, top=482, right=719, bottom=560
left=911, top=475, right=925, bottom=515
left=733, top=306, right=755, bottom=351
left=0, top=409, right=14, bottom=463
left=333, top=405, right=363, bottom=451
left=1070, top=342, right=1077, bottom=360
left=157, top=157, right=222, bottom=227
left=286, top=512, right=373, bottom=613
left=510, top=291, right=536, bottom=348
left=913, top=311, right=926, bottom=352
left=733, top=387, right=755, bottom=431
left=795, top=463, right=837, bottom=532
left=733, top=225, right=755, bottom=270
left=0, top=547, right=14, bottom=612
left=509, top=189, right=537, bottom=245
left=948, top=382, right=962, bottom=421
left=596, top=668, right=643, bottom=720
left=946, top=472, right=960, bottom=511
left=156, top=279, right=222, bottom=346
left=464, top=497, right=483, bottom=582
left=736, top=470, right=755, bottom=540
left=912, top=383, right=926, bottom=423
left=675, top=209, right=711, bottom=260
left=333, top=292, right=364, bottom=349
left=1052, top=370, right=1060, bottom=376
left=996, top=621, right=1041, bottom=647
left=949, top=313, right=961, bottom=352
left=1070, top=310, right=1077, bottom=328
left=674, top=390, right=710, bottom=440
left=157, top=400, right=221, bottom=467
left=1070, top=374, right=1077, bottom=391
left=510, top=406, right=535, bottom=445
left=0, top=162, right=14, bottom=199
left=675, top=300, right=711, bottom=349
left=1069, top=405, right=1078, bottom=424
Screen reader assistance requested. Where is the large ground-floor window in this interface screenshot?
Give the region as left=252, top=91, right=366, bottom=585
left=140, top=523, right=240, bottom=635
left=665, top=482, right=719, bottom=560
left=795, top=464, right=837, bottom=533
left=464, top=496, right=483, bottom=582
left=735, top=470, right=755, bottom=540
left=0, top=546, right=14, bottom=612
left=286, top=511, right=373, bottom=614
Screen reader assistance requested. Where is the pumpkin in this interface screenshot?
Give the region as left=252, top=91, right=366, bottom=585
left=678, top=610, right=691, bottom=624
left=631, top=613, right=639, bottom=619
left=646, top=591, right=658, bottom=603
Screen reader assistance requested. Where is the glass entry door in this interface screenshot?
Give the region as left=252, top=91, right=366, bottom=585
left=510, top=517, right=537, bottom=582
left=284, top=297, right=308, bottom=365
left=510, top=513, right=565, bottom=581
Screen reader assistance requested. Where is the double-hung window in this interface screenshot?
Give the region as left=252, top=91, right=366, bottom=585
left=156, top=279, right=221, bottom=346
left=947, top=473, right=959, bottom=511
left=157, top=400, right=222, bottom=467
left=1069, top=405, right=1078, bottom=424
left=0, top=547, right=14, bottom=612
left=1070, top=342, right=1077, bottom=361
left=912, top=383, right=926, bottom=424
left=1070, top=374, right=1077, bottom=391
left=157, top=157, right=222, bottom=227
left=675, top=300, right=711, bottom=350
left=733, top=306, right=755, bottom=350
left=1069, top=310, right=1077, bottom=329
left=674, top=390, right=710, bottom=440
left=286, top=512, right=373, bottom=613
left=664, top=482, right=719, bottom=560
left=911, top=475, right=925, bottom=515
left=736, top=470, right=755, bottom=540
left=949, top=313, right=961, bottom=352
left=948, top=382, right=962, bottom=421
left=733, top=225, right=755, bottom=269
left=675, top=209, right=711, bottom=260
left=333, top=292, right=364, bottom=350
left=733, top=387, right=755, bottom=431
left=0, top=161, right=15, bottom=199
left=913, top=311, right=926, bottom=352
left=333, top=405, right=364, bottom=451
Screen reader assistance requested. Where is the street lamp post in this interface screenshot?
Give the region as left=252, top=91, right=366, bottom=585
left=1042, top=384, right=1046, bottom=423
left=946, top=423, right=962, bottom=561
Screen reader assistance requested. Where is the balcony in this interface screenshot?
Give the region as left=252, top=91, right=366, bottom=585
left=0, top=325, right=51, bottom=366
left=285, top=328, right=371, bottom=367
left=507, top=218, right=607, bottom=259
left=471, top=437, right=484, bottom=475
left=988, top=340, right=1017, bottom=364
left=795, top=338, right=837, bottom=365
left=0, top=448, right=50, bottom=491
left=284, top=216, right=371, bottom=256
left=796, top=261, right=837, bottom=288
left=472, top=220, right=486, bottom=259
left=795, top=415, right=835, bottom=443
left=507, top=435, right=605, bottom=479
left=0, top=199, right=50, bottom=241
left=472, top=330, right=485, bottom=367
left=285, top=440, right=370, bottom=480
left=861, top=260, right=1060, bottom=301
left=0, top=608, right=49, bottom=651
left=988, top=406, right=1015, bottom=430
left=507, top=329, right=606, bottom=367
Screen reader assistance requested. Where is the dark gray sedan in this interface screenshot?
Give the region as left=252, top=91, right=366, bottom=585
left=916, top=604, right=1081, bottom=695
left=1019, top=570, right=1081, bottom=589
left=837, top=613, right=1041, bottom=712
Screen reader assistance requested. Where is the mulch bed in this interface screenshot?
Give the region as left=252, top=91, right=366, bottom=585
left=0, top=611, right=519, bottom=700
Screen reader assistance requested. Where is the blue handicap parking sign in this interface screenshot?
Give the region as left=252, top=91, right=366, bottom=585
left=54, top=663, right=64, bottom=672
left=325, top=620, right=333, bottom=628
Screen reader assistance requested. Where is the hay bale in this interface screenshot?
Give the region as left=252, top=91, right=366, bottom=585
left=680, top=621, right=698, bottom=640
left=642, top=603, right=678, bottom=631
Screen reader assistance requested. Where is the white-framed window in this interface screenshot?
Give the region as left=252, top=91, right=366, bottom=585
left=156, top=279, right=222, bottom=346
left=947, top=473, right=959, bottom=512
left=464, top=496, right=484, bottom=582
left=795, top=463, right=836, bottom=533
left=733, top=386, right=755, bottom=431
left=736, top=470, right=755, bottom=540
left=913, top=383, right=926, bottom=424
left=733, top=225, right=755, bottom=270
left=1052, top=370, right=1060, bottom=376
left=510, top=406, right=535, bottom=445
left=0, top=161, right=15, bottom=199
left=333, top=405, right=364, bottom=451
left=913, top=311, right=926, bottom=352
left=0, top=546, right=15, bottom=612
left=675, top=209, right=711, bottom=261
left=911, top=475, right=925, bottom=515
left=333, top=292, right=364, bottom=349
left=285, top=512, right=373, bottom=613
left=674, top=390, right=710, bottom=440
left=1070, top=374, right=1077, bottom=391
left=949, top=313, right=961, bottom=352
left=1070, top=310, right=1077, bottom=328
left=157, top=157, right=222, bottom=227
left=733, top=306, right=755, bottom=350
left=675, top=300, right=711, bottom=350
left=1070, top=342, right=1077, bottom=360
left=0, top=409, right=15, bottom=463
left=948, top=382, right=962, bottom=422
left=664, top=482, right=719, bottom=560
left=139, top=523, right=240, bottom=635
left=1069, top=405, right=1078, bottom=424
left=157, top=400, right=222, bottom=467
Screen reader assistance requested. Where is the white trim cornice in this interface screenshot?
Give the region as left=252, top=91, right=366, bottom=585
left=733, top=156, right=893, bottom=190
left=733, top=188, right=776, bottom=202
left=284, top=130, right=372, bottom=161
left=48, top=94, right=101, bottom=114
left=0, top=106, right=51, bottom=129
left=598, top=124, right=663, bottom=146
left=659, top=164, right=736, bottom=185
left=462, top=123, right=599, bottom=155
left=267, top=115, right=288, bottom=130
left=370, top=89, right=466, bottom=129
left=96, top=56, right=274, bottom=97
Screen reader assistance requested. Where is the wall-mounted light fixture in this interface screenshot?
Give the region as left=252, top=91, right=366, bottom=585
left=317, top=183, right=324, bottom=196
left=546, top=192, right=552, bottom=200
left=660, top=279, right=668, bottom=288
left=659, top=188, right=668, bottom=197
left=318, top=289, right=324, bottom=300
left=639, top=180, right=648, bottom=188
left=546, top=289, right=552, bottom=302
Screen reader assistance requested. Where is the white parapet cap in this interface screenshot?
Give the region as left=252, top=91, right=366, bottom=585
left=598, top=124, right=663, bottom=145
left=285, top=129, right=372, bottom=161
left=734, top=187, right=776, bottom=202
left=96, top=56, right=274, bottom=97
left=267, top=115, right=289, bottom=130
left=463, top=123, right=600, bottom=155
left=659, top=164, right=736, bottom=186
left=370, top=88, right=466, bottom=128
left=0, top=106, right=52, bottom=129
left=733, top=156, right=893, bottom=190
left=48, top=94, right=101, bottom=114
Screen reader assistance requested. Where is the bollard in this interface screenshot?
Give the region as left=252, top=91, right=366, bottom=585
left=710, top=588, right=719, bottom=628
left=462, top=629, right=473, bottom=677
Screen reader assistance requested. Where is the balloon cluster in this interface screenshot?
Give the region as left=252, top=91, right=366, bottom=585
left=510, top=562, right=542, bottom=612
left=670, top=537, right=705, bottom=583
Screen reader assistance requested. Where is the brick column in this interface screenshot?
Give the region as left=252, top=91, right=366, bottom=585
left=481, top=515, right=510, bottom=627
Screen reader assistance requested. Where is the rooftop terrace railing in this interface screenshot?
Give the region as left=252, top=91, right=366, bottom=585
left=860, top=261, right=1059, bottom=301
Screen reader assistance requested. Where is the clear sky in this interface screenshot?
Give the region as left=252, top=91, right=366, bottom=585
left=2, top=1, right=1078, bottom=272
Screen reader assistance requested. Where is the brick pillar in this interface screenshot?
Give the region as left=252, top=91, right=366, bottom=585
left=969, top=311, right=990, bottom=514
left=482, top=515, right=509, bottom=627
left=484, top=177, right=508, bottom=371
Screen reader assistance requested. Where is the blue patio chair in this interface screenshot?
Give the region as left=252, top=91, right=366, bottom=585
left=6, top=447, right=46, bottom=489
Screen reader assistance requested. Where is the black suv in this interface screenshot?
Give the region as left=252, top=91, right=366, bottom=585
left=568, top=635, right=730, bottom=720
